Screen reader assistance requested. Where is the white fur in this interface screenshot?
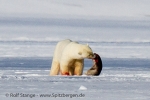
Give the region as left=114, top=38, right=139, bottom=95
left=50, top=39, right=94, bottom=76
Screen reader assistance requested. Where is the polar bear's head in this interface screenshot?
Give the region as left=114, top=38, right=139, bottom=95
left=77, top=44, right=94, bottom=59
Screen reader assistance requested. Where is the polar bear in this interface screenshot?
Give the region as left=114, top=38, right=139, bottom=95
left=50, top=39, right=94, bottom=76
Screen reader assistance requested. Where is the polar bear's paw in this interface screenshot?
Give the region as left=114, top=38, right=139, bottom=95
left=61, top=72, right=69, bottom=76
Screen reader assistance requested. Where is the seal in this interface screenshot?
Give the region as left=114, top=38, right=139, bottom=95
left=85, top=53, right=102, bottom=76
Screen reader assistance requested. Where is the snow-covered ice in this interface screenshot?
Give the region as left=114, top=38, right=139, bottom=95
left=0, top=58, right=150, bottom=100
left=79, top=85, right=87, bottom=91
left=1, top=67, right=150, bottom=100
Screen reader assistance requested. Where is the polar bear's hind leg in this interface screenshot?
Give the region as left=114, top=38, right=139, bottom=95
left=50, top=61, right=60, bottom=75
left=50, top=39, right=72, bottom=76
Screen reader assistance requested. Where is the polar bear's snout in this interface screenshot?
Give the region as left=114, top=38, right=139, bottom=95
left=88, top=53, right=95, bottom=59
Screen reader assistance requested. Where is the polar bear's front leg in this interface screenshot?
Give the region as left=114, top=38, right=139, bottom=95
left=74, top=59, right=84, bottom=75
left=60, top=63, right=70, bottom=75
left=69, top=67, right=75, bottom=75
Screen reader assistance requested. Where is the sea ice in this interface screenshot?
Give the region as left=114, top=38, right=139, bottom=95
left=79, top=85, right=87, bottom=91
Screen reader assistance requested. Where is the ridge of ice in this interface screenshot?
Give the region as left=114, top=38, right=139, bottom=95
left=79, top=85, right=87, bottom=91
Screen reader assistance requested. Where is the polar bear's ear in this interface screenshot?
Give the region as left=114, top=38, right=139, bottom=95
left=86, top=43, right=89, bottom=46
left=78, top=52, right=82, bottom=55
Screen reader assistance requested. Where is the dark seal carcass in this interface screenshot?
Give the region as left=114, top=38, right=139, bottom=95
left=85, top=53, right=102, bottom=76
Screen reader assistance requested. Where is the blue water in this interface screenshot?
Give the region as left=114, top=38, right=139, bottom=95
left=0, top=57, right=150, bottom=70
